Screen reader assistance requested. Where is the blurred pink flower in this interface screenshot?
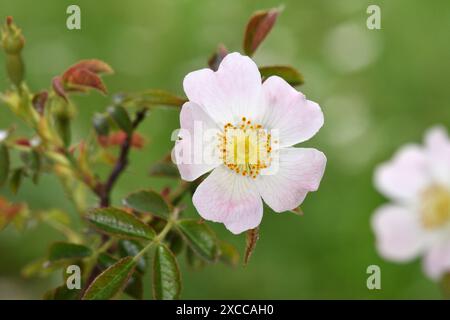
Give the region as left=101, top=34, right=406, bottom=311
left=372, top=126, right=450, bottom=280
left=173, top=52, right=326, bottom=234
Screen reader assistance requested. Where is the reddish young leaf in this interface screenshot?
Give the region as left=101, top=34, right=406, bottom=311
left=243, top=7, right=282, bottom=56
left=63, top=68, right=107, bottom=94
left=60, top=59, right=112, bottom=95
left=208, top=44, right=228, bottom=71
left=52, top=76, right=68, bottom=101
left=64, top=59, right=113, bottom=75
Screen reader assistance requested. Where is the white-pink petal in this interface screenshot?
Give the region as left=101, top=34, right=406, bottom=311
left=183, top=52, right=262, bottom=126
left=173, top=102, right=221, bottom=181
left=371, top=205, right=426, bottom=262
left=423, top=238, right=450, bottom=280
left=259, top=76, right=324, bottom=147
left=374, top=144, right=430, bottom=203
left=192, top=166, right=263, bottom=234
left=255, top=148, right=326, bottom=212
left=424, top=126, right=450, bottom=187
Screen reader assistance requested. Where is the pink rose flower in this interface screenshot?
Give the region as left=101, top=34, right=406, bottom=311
left=372, top=126, right=450, bottom=280
left=173, top=52, right=326, bottom=234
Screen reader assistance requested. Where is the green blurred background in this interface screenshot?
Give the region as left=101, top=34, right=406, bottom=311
left=1, top=0, right=449, bottom=299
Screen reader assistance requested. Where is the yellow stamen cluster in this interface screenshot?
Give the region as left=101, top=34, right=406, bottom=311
left=420, top=185, right=450, bottom=229
left=218, top=117, right=274, bottom=179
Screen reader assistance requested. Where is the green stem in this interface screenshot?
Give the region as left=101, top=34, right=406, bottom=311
left=133, top=209, right=179, bottom=262
left=82, top=238, right=116, bottom=283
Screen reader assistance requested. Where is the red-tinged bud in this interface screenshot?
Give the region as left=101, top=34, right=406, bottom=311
left=97, top=131, right=145, bottom=149
left=15, top=138, right=30, bottom=147
left=1, top=16, right=25, bottom=55
left=1, top=16, right=25, bottom=87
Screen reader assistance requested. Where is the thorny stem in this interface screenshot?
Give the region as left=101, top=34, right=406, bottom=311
left=96, top=108, right=148, bottom=207
left=83, top=108, right=148, bottom=289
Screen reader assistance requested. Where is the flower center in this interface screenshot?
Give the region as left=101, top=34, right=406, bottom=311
left=420, top=185, right=450, bottom=229
left=218, top=117, right=274, bottom=178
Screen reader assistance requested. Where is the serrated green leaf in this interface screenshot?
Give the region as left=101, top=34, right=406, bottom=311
left=48, top=242, right=92, bottom=262
left=107, top=105, right=132, bottom=134
left=86, top=207, right=155, bottom=240
left=218, top=241, right=240, bottom=267
left=153, top=243, right=181, bottom=300
left=259, top=65, right=304, bottom=86
left=176, top=219, right=218, bottom=262
left=123, top=189, right=170, bottom=218
left=0, top=144, right=10, bottom=186
left=82, top=256, right=136, bottom=300
left=97, top=252, right=144, bottom=300
left=119, top=239, right=146, bottom=273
